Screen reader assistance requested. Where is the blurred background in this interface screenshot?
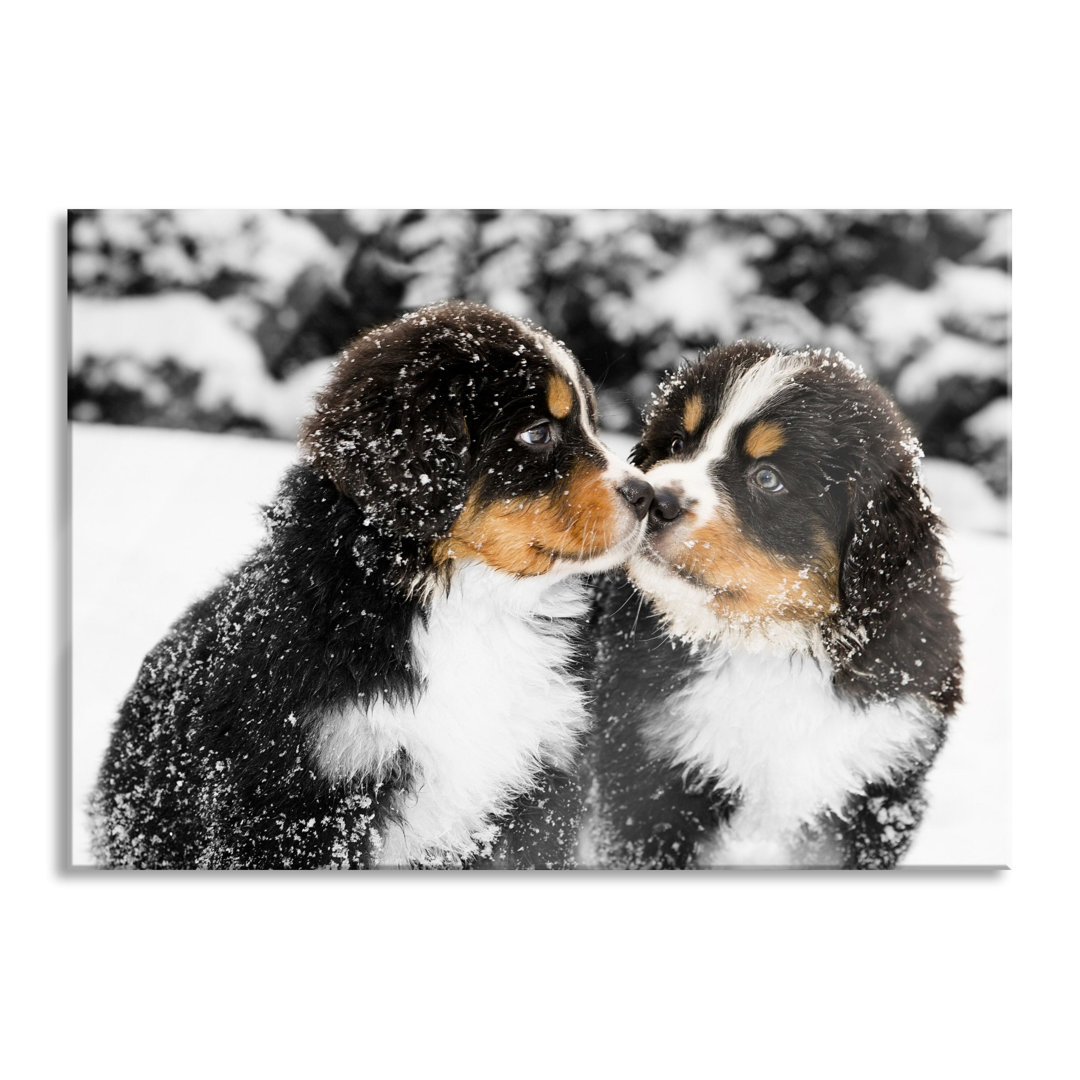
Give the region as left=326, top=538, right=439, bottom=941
left=68, top=209, right=1010, bottom=527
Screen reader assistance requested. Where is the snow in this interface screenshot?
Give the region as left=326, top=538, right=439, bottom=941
left=172, top=209, right=342, bottom=303
left=934, top=262, right=1011, bottom=332
left=399, top=210, right=474, bottom=308
left=71, top=209, right=344, bottom=304
left=602, top=227, right=760, bottom=345
left=854, top=280, right=943, bottom=372
left=72, top=292, right=268, bottom=413
left=71, top=423, right=296, bottom=868
left=71, top=293, right=333, bottom=438
left=894, top=333, right=1009, bottom=403
left=972, top=211, right=1012, bottom=265
left=922, top=457, right=1010, bottom=534
left=70, top=422, right=1009, bottom=868
left=964, top=395, right=1012, bottom=448
left=850, top=252, right=1010, bottom=383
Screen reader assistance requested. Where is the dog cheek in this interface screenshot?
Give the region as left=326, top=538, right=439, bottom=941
left=432, top=464, right=626, bottom=576
left=433, top=490, right=558, bottom=577
left=674, top=513, right=839, bottom=622
left=558, top=464, right=626, bottom=552
left=666, top=512, right=748, bottom=587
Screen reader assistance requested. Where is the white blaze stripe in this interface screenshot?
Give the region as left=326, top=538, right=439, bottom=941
left=641, top=353, right=807, bottom=513
left=701, top=353, right=809, bottom=464
left=642, top=454, right=719, bottom=515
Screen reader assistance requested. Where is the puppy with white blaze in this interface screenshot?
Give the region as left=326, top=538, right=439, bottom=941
left=584, top=341, right=963, bottom=869
left=90, top=300, right=652, bottom=869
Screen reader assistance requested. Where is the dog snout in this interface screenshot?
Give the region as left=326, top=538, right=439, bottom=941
left=617, top=476, right=654, bottom=520
left=648, top=487, right=685, bottom=528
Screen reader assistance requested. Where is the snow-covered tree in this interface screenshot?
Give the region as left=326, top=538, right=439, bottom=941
left=68, top=209, right=1011, bottom=497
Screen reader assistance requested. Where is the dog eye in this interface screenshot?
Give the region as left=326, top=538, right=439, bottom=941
left=752, top=465, right=786, bottom=493
left=518, top=421, right=553, bottom=447
left=669, top=435, right=685, bottom=455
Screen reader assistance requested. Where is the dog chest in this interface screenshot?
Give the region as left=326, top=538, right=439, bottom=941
left=645, top=649, right=935, bottom=865
left=314, top=565, right=590, bottom=866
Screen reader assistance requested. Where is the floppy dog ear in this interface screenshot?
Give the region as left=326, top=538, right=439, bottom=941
left=834, top=440, right=946, bottom=655
left=299, top=338, right=472, bottom=542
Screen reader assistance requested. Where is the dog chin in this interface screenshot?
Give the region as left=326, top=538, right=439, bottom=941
left=627, top=551, right=829, bottom=655
left=626, top=550, right=721, bottom=642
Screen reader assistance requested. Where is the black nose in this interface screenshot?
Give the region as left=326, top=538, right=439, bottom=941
left=617, top=477, right=654, bottom=520
left=649, top=488, right=684, bottom=527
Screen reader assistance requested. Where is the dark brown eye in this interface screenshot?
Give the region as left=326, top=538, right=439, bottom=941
left=669, top=435, right=685, bottom=455
left=518, top=420, right=553, bottom=447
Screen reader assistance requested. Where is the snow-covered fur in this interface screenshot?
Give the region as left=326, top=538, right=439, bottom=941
left=90, top=301, right=651, bottom=869
left=584, top=342, right=963, bottom=869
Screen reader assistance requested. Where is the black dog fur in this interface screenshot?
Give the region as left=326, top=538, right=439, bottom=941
left=90, top=301, right=647, bottom=869
left=584, top=342, right=963, bottom=869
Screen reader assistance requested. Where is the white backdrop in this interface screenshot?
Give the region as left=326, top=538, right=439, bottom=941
left=11, top=6, right=1073, bottom=1071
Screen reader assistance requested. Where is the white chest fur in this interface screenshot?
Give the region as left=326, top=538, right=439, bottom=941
left=644, top=649, right=935, bottom=866
left=313, top=563, right=590, bottom=867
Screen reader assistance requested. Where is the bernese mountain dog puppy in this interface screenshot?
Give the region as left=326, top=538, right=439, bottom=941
left=584, top=341, right=962, bottom=869
left=90, top=300, right=653, bottom=869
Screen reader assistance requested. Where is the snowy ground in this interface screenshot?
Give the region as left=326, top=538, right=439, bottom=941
left=70, top=422, right=1010, bottom=868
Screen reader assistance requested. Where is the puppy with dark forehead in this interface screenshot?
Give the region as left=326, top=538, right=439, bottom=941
left=584, top=341, right=962, bottom=868
left=91, top=300, right=652, bottom=869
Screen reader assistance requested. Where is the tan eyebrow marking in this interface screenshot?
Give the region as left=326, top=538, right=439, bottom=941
left=547, top=374, right=574, bottom=419
left=683, top=394, right=704, bottom=434
left=744, top=420, right=786, bottom=459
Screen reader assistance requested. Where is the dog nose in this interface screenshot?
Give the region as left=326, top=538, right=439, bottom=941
left=617, top=476, right=654, bottom=520
left=649, top=488, right=684, bottom=527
